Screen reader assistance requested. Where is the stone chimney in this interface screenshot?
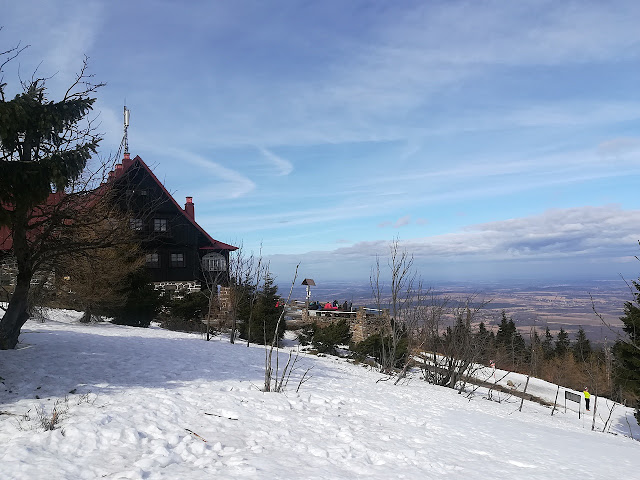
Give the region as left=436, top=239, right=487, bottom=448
left=115, top=163, right=123, bottom=176
left=185, top=197, right=195, bottom=220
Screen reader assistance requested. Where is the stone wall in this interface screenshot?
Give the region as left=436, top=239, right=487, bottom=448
left=153, top=280, right=200, bottom=298
left=352, top=307, right=390, bottom=343
left=301, top=307, right=390, bottom=343
left=218, top=286, right=231, bottom=314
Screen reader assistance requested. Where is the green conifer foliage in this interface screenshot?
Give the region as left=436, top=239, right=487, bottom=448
left=476, top=321, right=494, bottom=363
left=555, top=328, right=571, bottom=357
left=541, top=326, right=555, bottom=360
left=0, top=54, right=103, bottom=349
left=495, top=311, right=513, bottom=346
left=352, top=333, right=408, bottom=368
left=613, top=279, right=640, bottom=420
left=110, top=269, right=162, bottom=328
left=239, top=275, right=284, bottom=345
left=495, top=311, right=526, bottom=368
left=311, top=319, right=352, bottom=355
left=572, top=326, right=592, bottom=362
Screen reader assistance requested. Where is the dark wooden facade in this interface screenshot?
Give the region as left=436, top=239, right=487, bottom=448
left=111, top=154, right=236, bottom=286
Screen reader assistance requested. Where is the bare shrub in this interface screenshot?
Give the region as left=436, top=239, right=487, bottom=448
left=36, top=397, right=69, bottom=431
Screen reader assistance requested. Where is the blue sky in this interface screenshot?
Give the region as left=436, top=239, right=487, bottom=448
left=4, top=0, right=640, bottom=285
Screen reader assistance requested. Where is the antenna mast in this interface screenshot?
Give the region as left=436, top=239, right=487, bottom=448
left=123, top=105, right=130, bottom=155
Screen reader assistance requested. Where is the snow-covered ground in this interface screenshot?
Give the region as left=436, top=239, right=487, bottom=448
left=1, top=309, right=638, bottom=479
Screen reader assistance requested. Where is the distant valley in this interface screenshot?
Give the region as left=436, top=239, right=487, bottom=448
left=284, top=279, right=632, bottom=344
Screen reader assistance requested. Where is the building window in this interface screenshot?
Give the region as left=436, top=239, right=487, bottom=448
left=145, top=253, right=160, bottom=268
left=129, top=218, right=143, bottom=230
left=126, top=188, right=148, bottom=197
left=170, top=253, right=185, bottom=268
left=202, top=252, right=226, bottom=272
left=153, top=218, right=168, bottom=232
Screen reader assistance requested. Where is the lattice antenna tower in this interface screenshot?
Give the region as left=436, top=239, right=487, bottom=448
left=123, top=105, right=130, bottom=155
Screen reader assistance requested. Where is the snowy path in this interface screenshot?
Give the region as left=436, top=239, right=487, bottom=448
left=1, top=312, right=638, bottom=479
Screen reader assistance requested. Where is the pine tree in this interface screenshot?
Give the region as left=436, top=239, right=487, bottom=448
left=613, top=279, right=640, bottom=421
left=312, top=319, right=352, bottom=355
left=476, top=321, right=494, bottom=363
left=240, top=274, right=284, bottom=344
left=495, top=311, right=513, bottom=347
left=572, top=326, right=592, bottom=362
left=541, top=326, right=555, bottom=360
left=526, top=329, right=542, bottom=368
left=0, top=53, right=105, bottom=349
left=512, top=327, right=526, bottom=356
left=495, top=311, right=525, bottom=369
left=231, top=278, right=255, bottom=326
left=109, top=269, right=163, bottom=328
left=555, top=328, right=571, bottom=357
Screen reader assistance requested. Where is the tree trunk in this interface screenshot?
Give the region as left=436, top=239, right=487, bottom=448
left=230, top=316, right=236, bottom=344
left=551, top=384, right=560, bottom=415
left=519, top=374, right=531, bottom=412
left=0, top=216, right=33, bottom=350
left=79, top=306, right=93, bottom=323
left=0, top=272, right=31, bottom=349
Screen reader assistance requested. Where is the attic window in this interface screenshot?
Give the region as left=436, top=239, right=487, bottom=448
left=126, top=188, right=148, bottom=196
left=202, top=252, right=226, bottom=272
left=153, top=218, right=168, bottom=232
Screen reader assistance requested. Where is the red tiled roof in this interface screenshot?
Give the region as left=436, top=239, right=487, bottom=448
left=0, top=225, right=11, bottom=251
left=0, top=191, right=69, bottom=252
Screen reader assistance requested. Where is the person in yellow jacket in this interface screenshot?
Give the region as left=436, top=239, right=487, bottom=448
left=584, top=387, right=591, bottom=411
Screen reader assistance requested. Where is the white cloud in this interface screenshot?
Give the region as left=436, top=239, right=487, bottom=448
left=284, top=1, right=640, bottom=134
left=259, top=147, right=293, bottom=176
left=275, top=206, right=640, bottom=267
left=1, top=1, right=105, bottom=97
left=87, top=1, right=638, bottom=151
left=350, top=206, right=640, bottom=261
left=347, top=141, right=640, bottom=213
left=165, top=149, right=255, bottom=199
left=94, top=103, right=125, bottom=155
left=597, top=137, right=640, bottom=159
left=9, top=2, right=640, bottom=150
left=394, top=216, right=411, bottom=228
left=503, top=103, right=640, bottom=130
left=377, top=216, right=411, bottom=228
left=265, top=205, right=640, bottom=282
